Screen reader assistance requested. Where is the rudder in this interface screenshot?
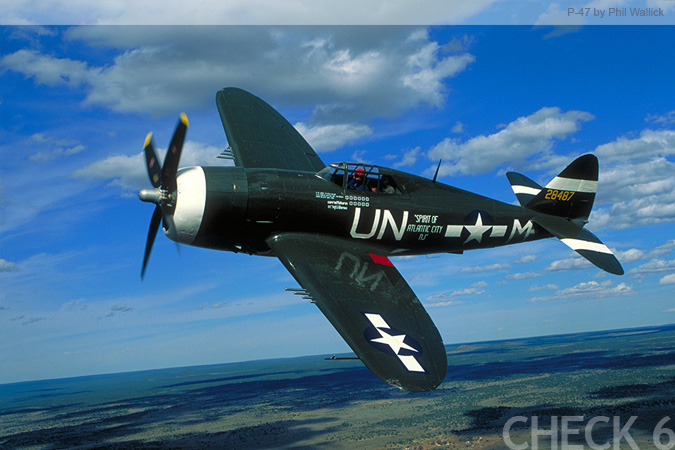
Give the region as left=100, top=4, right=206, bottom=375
left=525, top=154, right=598, bottom=222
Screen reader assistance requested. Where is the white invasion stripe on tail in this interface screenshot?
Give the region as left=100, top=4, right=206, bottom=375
left=511, top=185, right=541, bottom=196
left=561, top=238, right=613, bottom=254
left=546, top=176, right=598, bottom=193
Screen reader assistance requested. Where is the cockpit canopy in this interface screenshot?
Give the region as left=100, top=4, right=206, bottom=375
left=317, top=163, right=401, bottom=194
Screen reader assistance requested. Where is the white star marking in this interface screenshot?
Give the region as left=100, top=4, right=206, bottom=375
left=364, top=313, right=425, bottom=373
left=371, top=329, right=418, bottom=355
left=445, top=214, right=508, bottom=240
left=463, top=213, right=491, bottom=244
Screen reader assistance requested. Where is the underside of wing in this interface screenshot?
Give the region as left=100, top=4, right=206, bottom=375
left=266, top=232, right=447, bottom=392
left=216, top=88, right=325, bottom=172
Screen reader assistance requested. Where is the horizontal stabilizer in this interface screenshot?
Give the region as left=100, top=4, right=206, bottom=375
left=533, top=215, right=624, bottom=275
left=506, top=172, right=543, bottom=206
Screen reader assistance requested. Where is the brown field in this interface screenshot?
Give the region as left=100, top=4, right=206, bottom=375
left=3, top=324, right=675, bottom=449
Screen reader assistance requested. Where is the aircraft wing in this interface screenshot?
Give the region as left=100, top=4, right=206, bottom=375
left=216, top=88, right=325, bottom=172
left=266, top=232, right=447, bottom=392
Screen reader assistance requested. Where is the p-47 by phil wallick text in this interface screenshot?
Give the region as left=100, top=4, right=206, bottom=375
left=568, top=7, right=664, bottom=17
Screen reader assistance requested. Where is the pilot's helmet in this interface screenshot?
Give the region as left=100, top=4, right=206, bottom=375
left=354, top=168, right=365, bottom=176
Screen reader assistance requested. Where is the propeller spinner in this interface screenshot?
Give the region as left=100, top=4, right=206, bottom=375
left=138, top=113, right=189, bottom=279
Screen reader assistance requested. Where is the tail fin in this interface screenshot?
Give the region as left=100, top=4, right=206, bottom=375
left=521, top=154, right=598, bottom=222
left=507, top=154, right=623, bottom=275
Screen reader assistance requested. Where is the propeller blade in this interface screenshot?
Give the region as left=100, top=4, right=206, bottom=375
left=140, top=114, right=188, bottom=280
left=141, top=205, right=162, bottom=279
left=144, top=133, right=162, bottom=188
left=162, top=113, right=189, bottom=194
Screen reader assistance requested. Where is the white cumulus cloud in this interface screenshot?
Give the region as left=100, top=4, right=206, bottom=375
left=529, top=280, right=631, bottom=303
left=425, top=281, right=488, bottom=308
left=73, top=140, right=223, bottom=191
left=2, top=27, right=476, bottom=123
left=294, top=122, right=372, bottom=152
left=0, top=259, right=19, bottom=272
left=0, top=0, right=500, bottom=25
left=589, top=129, right=675, bottom=230
left=429, top=107, right=594, bottom=176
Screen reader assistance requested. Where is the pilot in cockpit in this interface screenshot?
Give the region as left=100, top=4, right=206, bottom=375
left=380, top=175, right=395, bottom=194
left=347, top=167, right=368, bottom=191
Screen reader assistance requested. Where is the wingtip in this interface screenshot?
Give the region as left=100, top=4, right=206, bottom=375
left=609, top=260, right=625, bottom=276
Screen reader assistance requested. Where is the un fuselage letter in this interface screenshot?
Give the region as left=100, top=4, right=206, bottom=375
left=350, top=208, right=408, bottom=241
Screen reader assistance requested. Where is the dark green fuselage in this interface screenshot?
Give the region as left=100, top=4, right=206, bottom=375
left=191, top=165, right=551, bottom=257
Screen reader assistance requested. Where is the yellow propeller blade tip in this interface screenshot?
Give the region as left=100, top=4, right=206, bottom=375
left=144, top=132, right=153, bottom=148
left=180, top=113, right=189, bottom=127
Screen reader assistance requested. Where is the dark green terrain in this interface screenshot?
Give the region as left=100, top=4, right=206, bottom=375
left=3, top=324, right=675, bottom=449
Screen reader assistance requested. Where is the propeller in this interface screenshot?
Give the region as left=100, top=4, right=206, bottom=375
left=138, top=113, right=189, bottom=279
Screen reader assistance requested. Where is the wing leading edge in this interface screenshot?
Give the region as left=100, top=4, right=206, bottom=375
left=266, top=233, right=447, bottom=392
left=216, top=88, right=325, bottom=172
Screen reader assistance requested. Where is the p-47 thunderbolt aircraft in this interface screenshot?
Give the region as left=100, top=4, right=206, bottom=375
left=139, top=88, right=623, bottom=392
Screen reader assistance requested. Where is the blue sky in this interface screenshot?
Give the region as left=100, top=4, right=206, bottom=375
left=1, top=24, right=675, bottom=384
